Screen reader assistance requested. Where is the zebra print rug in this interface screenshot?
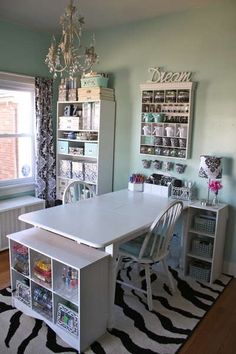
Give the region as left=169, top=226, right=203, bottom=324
left=0, top=266, right=232, bottom=354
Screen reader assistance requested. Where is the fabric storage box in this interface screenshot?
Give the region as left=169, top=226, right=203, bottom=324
left=80, top=76, right=108, bottom=88
left=72, top=161, right=84, bottom=180
left=194, top=215, right=216, bottom=234
left=84, top=163, right=97, bottom=183
left=69, top=147, right=84, bottom=156
left=59, top=117, right=81, bottom=130
left=191, top=238, right=213, bottom=258
left=59, top=160, right=72, bottom=178
left=189, top=261, right=211, bottom=282
left=57, top=141, right=69, bottom=154
left=84, top=143, right=98, bottom=157
left=143, top=183, right=171, bottom=197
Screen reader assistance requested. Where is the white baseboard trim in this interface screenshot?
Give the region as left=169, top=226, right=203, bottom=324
left=223, top=261, right=236, bottom=277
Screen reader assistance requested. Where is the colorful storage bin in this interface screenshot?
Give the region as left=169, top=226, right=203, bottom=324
left=58, top=141, right=69, bottom=154
left=84, top=143, right=98, bottom=157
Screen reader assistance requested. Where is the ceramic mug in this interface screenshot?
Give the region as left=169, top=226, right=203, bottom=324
left=165, top=126, right=174, bottom=137
left=154, top=137, right=163, bottom=146
left=153, top=113, right=164, bottom=123
left=177, top=126, right=187, bottom=138
left=142, top=159, right=151, bottom=168
left=163, top=161, right=174, bottom=171
left=153, top=126, right=163, bottom=136
left=176, top=163, right=186, bottom=174
left=152, top=160, right=163, bottom=170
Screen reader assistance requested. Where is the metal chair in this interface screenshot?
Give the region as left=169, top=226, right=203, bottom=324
left=116, top=200, right=183, bottom=311
left=62, top=180, right=95, bottom=204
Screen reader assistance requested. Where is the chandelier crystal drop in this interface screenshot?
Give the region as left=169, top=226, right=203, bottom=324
left=45, top=0, right=99, bottom=79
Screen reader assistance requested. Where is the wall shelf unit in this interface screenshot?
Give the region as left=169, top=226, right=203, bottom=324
left=56, top=99, right=115, bottom=200
left=8, top=227, right=109, bottom=352
left=140, top=82, right=196, bottom=159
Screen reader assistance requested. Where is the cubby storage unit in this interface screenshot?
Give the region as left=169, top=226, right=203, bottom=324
left=183, top=202, right=228, bottom=283
left=56, top=99, right=115, bottom=200
left=140, top=82, right=196, bottom=159
left=8, top=228, right=109, bottom=352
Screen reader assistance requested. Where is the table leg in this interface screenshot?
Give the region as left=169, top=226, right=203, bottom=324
left=105, top=243, right=118, bottom=329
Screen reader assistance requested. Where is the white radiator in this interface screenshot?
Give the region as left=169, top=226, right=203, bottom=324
left=0, top=196, right=45, bottom=250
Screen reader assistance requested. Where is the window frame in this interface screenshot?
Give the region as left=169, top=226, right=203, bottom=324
left=0, top=72, right=36, bottom=192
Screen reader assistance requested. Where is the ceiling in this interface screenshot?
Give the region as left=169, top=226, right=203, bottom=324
left=0, top=0, right=215, bottom=33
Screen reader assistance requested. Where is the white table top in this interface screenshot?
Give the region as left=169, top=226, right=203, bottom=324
left=19, top=189, right=175, bottom=248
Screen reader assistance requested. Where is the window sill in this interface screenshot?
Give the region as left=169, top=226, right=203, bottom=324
left=0, top=183, right=35, bottom=198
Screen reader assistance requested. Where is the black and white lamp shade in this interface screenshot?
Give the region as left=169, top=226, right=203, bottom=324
left=198, top=155, right=222, bottom=179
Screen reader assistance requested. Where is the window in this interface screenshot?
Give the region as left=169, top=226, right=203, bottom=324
left=0, top=72, right=35, bottom=188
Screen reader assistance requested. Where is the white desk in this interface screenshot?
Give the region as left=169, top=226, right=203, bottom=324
left=19, top=189, right=177, bottom=327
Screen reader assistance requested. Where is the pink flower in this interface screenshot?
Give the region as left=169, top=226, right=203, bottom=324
left=208, top=180, right=223, bottom=193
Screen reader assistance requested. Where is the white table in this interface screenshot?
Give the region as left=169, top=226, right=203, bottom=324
left=19, top=189, right=176, bottom=327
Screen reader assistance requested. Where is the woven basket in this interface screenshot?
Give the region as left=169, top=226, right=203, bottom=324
left=191, top=238, right=213, bottom=258
left=194, top=216, right=216, bottom=234
left=189, top=261, right=211, bottom=282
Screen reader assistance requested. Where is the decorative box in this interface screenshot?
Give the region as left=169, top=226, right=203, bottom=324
left=81, top=76, right=108, bottom=88
left=57, top=141, right=69, bottom=154
left=78, top=87, right=114, bottom=102
left=84, top=143, right=98, bottom=157
left=16, top=280, right=31, bottom=306
left=84, top=163, right=97, bottom=183
left=59, top=116, right=81, bottom=130
left=69, top=147, right=84, bottom=156
left=56, top=302, right=78, bottom=337
left=72, top=161, right=84, bottom=180
left=59, top=160, right=72, bottom=178
left=171, top=186, right=192, bottom=201
left=143, top=183, right=171, bottom=197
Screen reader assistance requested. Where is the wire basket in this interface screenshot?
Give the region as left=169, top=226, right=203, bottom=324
left=194, top=215, right=216, bottom=234
left=191, top=238, right=213, bottom=258
left=189, top=261, right=211, bottom=282
left=171, top=186, right=192, bottom=201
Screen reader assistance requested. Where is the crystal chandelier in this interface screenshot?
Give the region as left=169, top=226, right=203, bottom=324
left=45, top=0, right=98, bottom=79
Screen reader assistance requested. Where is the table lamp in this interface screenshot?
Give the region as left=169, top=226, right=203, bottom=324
left=198, top=155, right=222, bottom=205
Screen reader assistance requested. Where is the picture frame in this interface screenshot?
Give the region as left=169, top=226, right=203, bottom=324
left=56, top=302, right=78, bottom=336
left=16, top=280, right=31, bottom=306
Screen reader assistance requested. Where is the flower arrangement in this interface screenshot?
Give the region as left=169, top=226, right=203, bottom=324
left=208, top=180, right=223, bottom=194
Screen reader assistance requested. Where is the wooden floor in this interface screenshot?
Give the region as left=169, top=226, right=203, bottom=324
left=1, top=249, right=236, bottom=353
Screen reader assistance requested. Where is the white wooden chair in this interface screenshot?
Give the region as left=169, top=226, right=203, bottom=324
left=116, top=200, right=183, bottom=311
left=62, top=180, right=95, bottom=204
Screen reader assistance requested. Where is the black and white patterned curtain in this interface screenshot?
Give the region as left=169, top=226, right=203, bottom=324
left=35, top=77, right=56, bottom=207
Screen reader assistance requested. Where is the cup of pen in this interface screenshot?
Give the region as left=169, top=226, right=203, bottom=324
left=128, top=174, right=144, bottom=192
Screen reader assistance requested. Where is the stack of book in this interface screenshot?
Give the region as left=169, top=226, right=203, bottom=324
left=77, top=87, right=114, bottom=102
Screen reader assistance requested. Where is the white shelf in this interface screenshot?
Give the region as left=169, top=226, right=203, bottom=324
left=186, top=252, right=213, bottom=263
left=58, top=153, right=97, bottom=160
left=183, top=204, right=228, bottom=283
left=8, top=228, right=110, bottom=352
left=56, top=99, right=115, bottom=200
left=189, top=228, right=215, bottom=238
left=139, top=82, right=196, bottom=159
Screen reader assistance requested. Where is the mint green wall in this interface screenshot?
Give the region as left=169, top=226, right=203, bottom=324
left=92, top=0, right=236, bottom=264
left=0, top=20, right=58, bottom=199
left=0, top=20, right=50, bottom=76
left=0, top=19, right=58, bottom=131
